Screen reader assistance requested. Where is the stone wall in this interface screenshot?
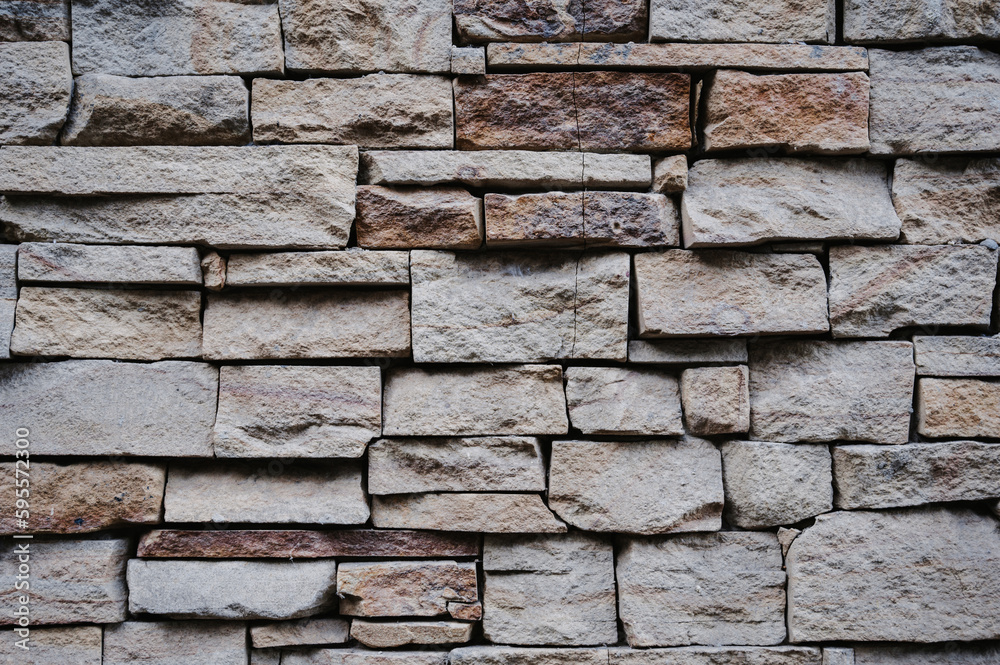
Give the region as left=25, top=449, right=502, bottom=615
left=1, top=1, right=999, bottom=663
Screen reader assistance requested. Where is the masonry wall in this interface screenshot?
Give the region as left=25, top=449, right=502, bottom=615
left=1, top=0, right=1000, bottom=663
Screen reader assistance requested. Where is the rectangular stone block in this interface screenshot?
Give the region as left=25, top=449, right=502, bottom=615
left=71, top=0, right=284, bottom=76
left=0, top=625, right=100, bottom=665
left=369, top=437, right=546, bottom=494
left=372, top=493, right=567, bottom=533
left=749, top=340, right=914, bottom=444
left=164, top=461, right=369, bottom=525
left=225, top=250, right=408, bottom=287
left=104, top=621, right=248, bottom=665
left=17, top=243, right=202, bottom=284
left=454, top=0, right=646, bottom=43
left=628, top=339, right=748, bottom=365
left=618, top=532, right=786, bottom=646
left=337, top=561, right=478, bottom=617
left=0, top=0, right=69, bottom=41
left=284, top=650, right=448, bottom=665
left=845, top=0, right=1000, bottom=43
left=252, top=75, right=452, bottom=148
left=917, top=378, right=1000, bottom=439
left=682, top=158, right=900, bottom=247
left=0, top=538, right=129, bottom=624
left=608, top=647, right=823, bottom=665
left=356, top=186, right=483, bottom=250
left=0, top=41, right=71, bottom=145
left=128, top=559, right=338, bottom=619
left=451, top=647, right=610, bottom=665
left=0, top=360, right=217, bottom=455
left=252, top=618, right=350, bottom=648
left=914, top=335, right=1000, bottom=376
left=351, top=620, right=472, bottom=648
left=451, top=46, right=485, bottom=75
left=566, top=367, right=684, bottom=436
left=703, top=71, right=869, bottom=154
left=650, top=0, right=834, bottom=42
left=202, top=289, right=410, bottom=359
left=213, top=365, right=381, bottom=458
left=635, top=249, right=829, bottom=337
left=10, top=286, right=202, bottom=359
left=681, top=365, right=750, bottom=435
left=854, top=643, right=1000, bottom=665
left=412, top=250, right=628, bottom=362
left=383, top=365, right=568, bottom=436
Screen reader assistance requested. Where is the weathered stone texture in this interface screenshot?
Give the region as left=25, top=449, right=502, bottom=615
left=103, top=621, right=248, bottom=665
left=549, top=438, right=723, bottom=534
left=829, top=245, right=997, bottom=338
left=253, top=75, right=453, bottom=148
left=682, top=158, right=900, bottom=248
left=337, top=561, right=477, bottom=617
left=17, top=243, right=202, bottom=284
left=279, top=0, right=452, bottom=73
left=356, top=186, right=483, bottom=250
left=618, top=532, right=786, bottom=647
left=71, top=0, right=284, bottom=76
left=869, top=47, right=1000, bottom=155
left=629, top=339, right=748, bottom=365
left=0, top=461, right=165, bottom=534
left=914, top=335, right=1000, bottom=376
left=0, top=625, right=101, bottom=665
left=0, top=538, right=129, bottom=624
left=0, top=0, right=69, bottom=41
left=635, top=250, right=829, bottom=337
left=653, top=155, right=687, bottom=193
left=720, top=441, right=833, bottom=529
left=703, top=71, right=869, bottom=154
left=251, top=618, right=350, bottom=648
left=369, top=437, right=546, bottom=494
left=681, top=366, right=750, bottom=435
left=351, top=621, right=473, bottom=648
left=0, top=41, right=71, bottom=145
left=373, top=493, right=567, bottom=533
left=854, top=643, right=1000, bottom=665
left=608, top=647, right=823, bottom=665
left=451, top=647, right=610, bottom=665
left=0, top=244, right=14, bottom=359
left=749, top=341, right=915, bottom=444
left=845, top=0, right=1000, bottom=43
left=0, top=360, right=217, bottom=456
left=787, top=508, right=1000, bottom=642
left=917, top=378, right=1000, bottom=439
left=128, top=559, right=337, bottom=619
left=284, top=650, right=448, bottom=665
left=226, top=250, right=408, bottom=287
left=10, top=286, right=202, bottom=359
left=649, top=0, right=835, bottom=43
left=585, top=192, right=681, bottom=247
left=451, top=46, right=485, bottom=75
left=454, top=0, right=646, bottom=42
left=566, top=367, right=684, bottom=435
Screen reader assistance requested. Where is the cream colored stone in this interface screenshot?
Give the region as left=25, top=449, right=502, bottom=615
left=226, top=250, right=409, bottom=287
left=628, top=339, right=748, bottom=365
left=845, top=0, right=1000, bottom=43
left=0, top=244, right=17, bottom=360
left=914, top=335, right=1000, bottom=376
left=0, top=41, right=71, bottom=145
left=566, top=367, right=684, bottom=436
left=103, top=621, right=248, bottom=665
left=351, top=621, right=473, bottom=648
left=650, top=0, right=835, bottom=42
left=17, top=243, right=202, bottom=284
left=201, top=251, right=226, bottom=290
left=337, top=561, right=477, bottom=617
left=251, top=618, right=350, bottom=648
left=917, top=378, right=1000, bottom=439
left=0, top=626, right=101, bottom=665
left=653, top=155, right=687, bottom=193
left=451, top=46, right=485, bottom=75
left=372, top=493, right=567, bottom=533
left=681, top=365, right=750, bottom=435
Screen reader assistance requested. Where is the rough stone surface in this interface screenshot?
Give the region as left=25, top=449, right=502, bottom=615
left=653, top=155, right=687, bottom=193
left=650, top=0, right=835, bottom=43
left=373, top=493, right=567, bottom=533
left=845, top=0, right=1000, bottom=43
left=681, top=158, right=900, bottom=248
left=854, top=643, right=1000, bottom=665
left=356, top=186, right=483, bottom=250
left=0, top=41, right=71, bottom=145
left=618, top=532, right=786, bottom=647
left=251, top=618, right=350, bottom=648
left=279, top=0, right=452, bottom=73
left=482, top=533, right=618, bottom=646
left=253, top=75, right=452, bottom=148
left=383, top=365, right=568, bottom=436
left=62, top=74, right=249, bottom=146
left=0, top=360, right=217, bottom=456
left=634, top=250, right=829, bottom=337
left=914, top=335, right=1000, bottom=376
left=749, top=340, right=915, bottom=444
left=720, top=441, right=833, bottom=529
left=917, top=378, right=1000, bottom=439
left=549, top=438, right=723, bottom=534
left=829, top=244, right=997, bottom=338
left=226, top=250, right=408, bottom=287
left=103, top=621, right=248, bottom=665
left=454, top=0, right=646, bottom=42
left=0, top=538, right=129, bottom=625
left=786, top=507, right=1000, bottom=642
left=213, top=365, right=381, bottom=458
left=17, top=243, right=202, bottom=284
left=284, top=650, right=448, bottom=665
left=628, top=339, right=748, bottom=365
left=10, top=286, right=202, bottom=359
left=202, top=289, right=410, bottom=360
left=893, top=157, right=1000, bottom=245
left=337, top=561, right=478, bottom=618
left=0, top=625, right=101, bottom=665
left=0, top=244, right=14, bottom=359
left=164, top=461, right=369, bottom=525
left=608, top=647, right=823, bottom=664
left=681, top=366, right=750, bottom=435
left=565, top=367, right=684, bottom=436
left=452, top=46, right=485, bottom=75
left=451, top=647, right=609, bottom=665
left=0, top=461, right=165, bottom=535
left=71, top=0, right=284, bottom=76
left=369, top=437, right=546, bottom=494
left=0, top=0, right=69, bottom=41
left=869, top=47, right=1000, bottom=155
left=703, top=71, right=869, bottom=154
left=351, top=621, right=473, bottom=648
left=128, top=559, right=338, bottom=620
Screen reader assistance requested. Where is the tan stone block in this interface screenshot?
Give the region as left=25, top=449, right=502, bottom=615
left=653, top=155, right=687, bottom=193
left=913, top=335, right=1000, bottom=377
left=451, top=647, right=610, bottom=665
left=337, top=561, right=478, bottom=617
left=650, top=0, right=834, bottom=42
left=251, top=618, right=350, bottom=648
left=17, top=243, right=202, bottom=284
left=225, top=250, right=408, bottom=287
left=454, top=0, right=646, bottom=42
left=0, top=41, right=71, bottom=145
left=284, top=650, right=448, bottom=665
left=104, top=621, right=248, bottom=665
left=566, top=367, right=684, bottom=436
left=628, top=339, right=748, bottom=365
left=351, top=620, right=473, bottom=648
left=451, top=46, right=485, bottom=75
left=0, top=625, right=100, bottom=665
left=372, top=493, right=567, bottom=533
left=917, top=378, right=1000, bottom=439
left=356, top=186, right=483, bottom=250
left=681, top=365, right=750, bottom=435
left=200, top=251, right=227, bottom=290
left=845, top=0, right=1000, bottom=43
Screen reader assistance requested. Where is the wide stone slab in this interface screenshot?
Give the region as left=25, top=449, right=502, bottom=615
left=0, top=360, right=217, bottom=456
left=412, top=250, right=628, bottom=362
left=11, top=286, right=202, bottom=359
left=618, top=532, right=786, bottom=646
left=845, top=0, right=1000, bottom=43
left=787, top=507, right=1000, bottom=642
left=869, top=47, right=1000, bottom=155
left=71, top=0, right=284, bottom=76
left=628, top=339, right=748, bottom=365
left=681, top=365, right=750, bottom=436
left=252, top=618, right=349, bottom=647
left=549, top=438, right=723, bottom=534
left=0, top=0, right=69, bottom=41
left=635, top=249, right=828, bottom=337
left=854, top=643, right=1000, bottom=665
left=482, top=533, right=618, bottom=646
left=356, top=186, right=483, bottom=250
left=566, top=367, right=684, bottom=435
left=0, top=625, right=100, bottom=665
left=284, top=650, right=448, bottom=665
left=337, top=561, right=477, bottom=617
left=917, top=378, right=1000, bottom=439
left=454, top=0, right=646, bottom=43
left=253, top=75, right=452, bottom=148
left=164, top=461, right=369, bottom=524
left=128, top=559, right=338, bottom=619
left=0, top=461, right=165, bottom=535
left=372, top=493, right=567, bottom=533
left=749, top=340, right=915, bottom=444
left=225, top=250, right=408, bottom=287
left=382, top=365, right=568, bottom=436
left=608, top=647, right=823, bottom=664
left=829, top=245, right=997, bottom=338
left=202, top=289, right=410, bottom=359
left=0, top=41, right=71, bottom=145
left=682, top=158, right=899, bottom=248
left=703, top=71, right=869, bottom=154
left=650, top=0, right=834, bottom=42
left=213, top=365, right=380, bottom=458
left=0, top=538, right=129, bottom=624
left=17, top=243, right=202, bottom=284
left=914, top=335, right=1000, bottom=376
left=351, top=620, right=472, bottom=648
left=103, top=621, right=247, bottom=665
left=369, top=437, right=546, bottom=494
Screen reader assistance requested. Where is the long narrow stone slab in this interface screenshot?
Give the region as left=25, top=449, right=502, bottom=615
left=337, top=561, right=478, bottom=617
left=103, top=621, right=248, bottom=665
left=0, top=244, right=17, bottom=360
left=372, top=493, right=567, bottom=533
left=0, top=360, right=217, bottom=456
left=225, top=250, right=408, bottom=287
left=451, top=647, right=609, bottom=665
left=914, top=335, right=1000, bottom=376
left=917, top=378, right=1000, bottom=439
left=650, top=0, right=834, bottom=42
left=854, top=643, right=1000, bottom=665
left=351, top=620, right=472, bottom=648
left=628, top=339, right=748, bottom=365
left=844, top=0, right=1000, bottom=43
left=608, top=647, right=823, bottom=664
left=284, top=650, right=448, bottom=665
left=252, top=618, right=349, bottom=648
left=0, top=41, right=72, bottom=145
left=0, top=0, right=69, bottom=41
left=17, top=243, right=203, bottom=284
left=0, top=625, right=101, bottom=665
left=454, top=0, right=646, bottom=43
